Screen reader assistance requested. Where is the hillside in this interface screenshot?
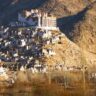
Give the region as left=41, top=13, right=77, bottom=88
left=0, top=0, right=96, bottom=69
left=42, top=30, right=84, bottom=67
left=40, top=0, right=96, bottom=68
left=72, top=1, right=96, bottom=54
left=40, top=0, right=88, bottom=17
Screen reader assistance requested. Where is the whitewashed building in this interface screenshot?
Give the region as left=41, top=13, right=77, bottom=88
left=42, top=48, right=56, bottom=56
left=0, top=66, right=9, bottom=80
left=10, top=9, right=59, bottom=31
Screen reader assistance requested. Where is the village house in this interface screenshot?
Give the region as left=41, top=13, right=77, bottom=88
left=37, top=30, right=52, bottom=39
left=42, top=48, right=56, bottom=57
left=20, top=66, right=26, bottom=72
left=0, top=61, right=9, bottom=80
left=20, top=39, right=26, bottom=47
left=51, top=36, right=60, bottom=44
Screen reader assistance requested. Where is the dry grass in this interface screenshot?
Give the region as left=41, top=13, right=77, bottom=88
left=0, top=80, right=93, bottom=96
left=0, top=71, right=96, bottom=96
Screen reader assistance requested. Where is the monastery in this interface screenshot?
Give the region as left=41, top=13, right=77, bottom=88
left=9, top=9, right=59, bottom=31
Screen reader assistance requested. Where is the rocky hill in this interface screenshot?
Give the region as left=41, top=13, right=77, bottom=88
left=72, top=1, right=96, bottom=54
left=39, top=0, right=96, bottom=68
left=0, top=0, right=96, bottom=69
left=42, top=30, right=84, bottom=67
left=71, top=1, right=96, bottom=68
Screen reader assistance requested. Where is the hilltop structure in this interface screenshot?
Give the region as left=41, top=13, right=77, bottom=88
left=9, top=9, right=59, bottom=31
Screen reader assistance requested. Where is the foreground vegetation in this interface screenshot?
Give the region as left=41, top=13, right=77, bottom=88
left=0, top=71, right=96, bottom=96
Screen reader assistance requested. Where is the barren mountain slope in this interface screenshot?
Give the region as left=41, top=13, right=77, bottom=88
left=72, top=1, right=96, bottom=54
left=0, top=0, right=96, bottom=68
left=42, top=30, right=96, bottom=68
left=42, top=31, right=87, bottom=67
left=40, top=0, right=95, bottom=17
left=40, top=0, right=96, bottom=68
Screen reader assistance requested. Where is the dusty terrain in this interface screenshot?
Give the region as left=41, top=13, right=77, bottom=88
left=0, top=0, right=96, bottom=71
left=0, top=1, right=96, bottom=95
left=41, top=0, right=96, bottom=68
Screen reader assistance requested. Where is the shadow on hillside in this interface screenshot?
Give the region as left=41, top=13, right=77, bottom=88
left=57, top=7, right=88, bottom=40
left=57, top=1, right=96, bottom=40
